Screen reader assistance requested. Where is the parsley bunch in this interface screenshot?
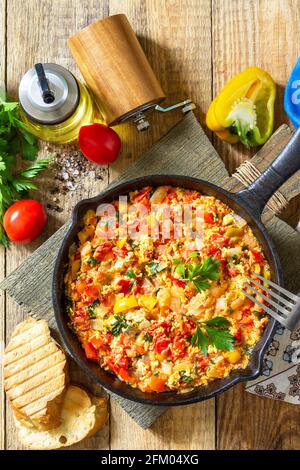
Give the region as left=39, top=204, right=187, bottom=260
left=0, top=95, right=50, bottom=246
left=173, top=255, right=221, bottom=292
left=191, top=316, right=234, bottom=355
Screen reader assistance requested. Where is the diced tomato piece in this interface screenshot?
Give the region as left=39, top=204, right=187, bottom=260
left=252, top=250, right=264, bottom=263
left=132, top=187, right=151, bottom=206
left=84, top=285, right=99, bottom=302
left=181, top=318, right=196, bottom=337
left=89, top=335, right=105, bottom=350
left=196, top=356, right=209, bottom=369
left=106, top=358, right=120, bottom=375
left=74, top=251, right=81, bottom=260
left=209, top=233, right=229, bottom=248
left=117, top=279, right=132, bottom=295
left=93, top=241, right=113, bottom=261
left=166, top=191, right=177, bottom=203
left=113, top=246, right=128, bottom=258
left=119, top=355, right=130, bottom=370
left=82, top=340, right=99, bottom=361
left=173, top=338, right=187, bottom=359
left=228, top=267, right=239, bottom=277
left=234, top=328, right=242, bottom=342
left=148, top=376, right=166, bottom=392
left=155, top=338, right=171, bottom=354
left=204, top=212, right=215, bottom=224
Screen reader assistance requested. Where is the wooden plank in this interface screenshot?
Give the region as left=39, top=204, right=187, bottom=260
left=213, top=0, right=300, bottom=450
left=109, top=0, right=215, bottom=450
left=0, top=0, right=6, bottom=451
left=4, top=0, right=110, bottom=450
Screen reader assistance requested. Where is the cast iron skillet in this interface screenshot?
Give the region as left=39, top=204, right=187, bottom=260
left=53, top=128, right=300, bottom=406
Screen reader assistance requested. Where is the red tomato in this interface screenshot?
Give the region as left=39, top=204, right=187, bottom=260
left=93, top=241, right=113, bottom=261
left=79, top=123, right=121, bottom=165
left=155, top=338, right=171, bottom=354
left=228, top=267, right=239, bottom=277
left=3, top=199, right=47, bottom=244
left=117, top=279, right=132, bottom=295
left=173, top=338, right=187, bottom=359
left=252, top=250, right=264, bottom=263
left=204, top=212, right=215, bottom=224
left=83, top=340, right=99, bottom=361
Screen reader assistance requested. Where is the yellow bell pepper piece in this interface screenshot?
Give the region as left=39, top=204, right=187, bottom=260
left=114, top=294, right=138, bottom=314
left=206, top=67, right=276, bottom=147
left=225, top=349, right=241, bottom=364
left=116, top=239, right=126, bottom=249
left=138, top=295, right=157, bottom=311
left=225, top=227, right=244, bottom=238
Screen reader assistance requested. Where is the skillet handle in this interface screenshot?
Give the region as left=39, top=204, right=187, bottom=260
left=237, top=126, right=300, bottom=216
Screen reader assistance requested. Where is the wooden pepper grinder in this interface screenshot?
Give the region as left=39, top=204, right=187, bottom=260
left=68, top=14, right=166, bottom=130
left=68, top=14, right=195, bottom=131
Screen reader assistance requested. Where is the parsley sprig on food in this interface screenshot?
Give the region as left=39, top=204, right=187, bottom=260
left=0, top=95, right=50, bottom=246
left=173, top=255, right=221, bottom=292
left=191, top=316, right=234, bottom=355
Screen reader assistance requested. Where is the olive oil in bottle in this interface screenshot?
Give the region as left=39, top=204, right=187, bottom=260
left=19, top=63, right=97, bottom=144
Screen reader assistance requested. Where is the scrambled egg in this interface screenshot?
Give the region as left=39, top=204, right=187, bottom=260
left=65, top=186, right=270, bottom=393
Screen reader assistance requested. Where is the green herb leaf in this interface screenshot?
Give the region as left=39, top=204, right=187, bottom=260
left=204, top=327, right=235, bottom=352
left=20, top=158, right=51, bottom=178
left=87, top=257, right=98, bottom=267
left=203, top=316, right=231, bottom=329
left=253, top=310, right=264, bottom=320
left=191, top=326, right=209, bottom=355
left=125, top=268, right=136, bottom=279
left=144, top=332, right=153, bottom=343
left=88, top=300, right=100, bottom=318
left=191, top=316, right=234, bottom=355
left=111, top=314, right=128, bottom=336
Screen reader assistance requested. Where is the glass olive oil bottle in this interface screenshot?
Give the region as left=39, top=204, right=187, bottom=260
left=19, top=63, right=97, bottom=144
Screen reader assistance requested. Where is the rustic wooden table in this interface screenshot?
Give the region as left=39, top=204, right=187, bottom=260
left=1, top=0, right=300, bottom=450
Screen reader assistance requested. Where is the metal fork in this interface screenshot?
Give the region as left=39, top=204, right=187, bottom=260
left=242, top=272, right=300, bottom=331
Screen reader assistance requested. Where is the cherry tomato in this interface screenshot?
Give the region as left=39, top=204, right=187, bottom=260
left=3, top=199, right=47, bottom=244
left=79, top=123, right=121, bottom=165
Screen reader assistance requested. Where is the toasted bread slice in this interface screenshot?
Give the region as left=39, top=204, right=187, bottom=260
left=14, top=385, right=109, bottom=449
left=4, top=317, right=67, bottom=430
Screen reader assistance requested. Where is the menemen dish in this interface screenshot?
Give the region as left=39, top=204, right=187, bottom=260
left=65, top=186, right=269, bottom=393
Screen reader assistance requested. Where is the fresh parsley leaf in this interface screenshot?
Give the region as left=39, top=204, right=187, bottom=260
left=144, top=332, right=153, bottom=342
left=87, top=257, right=98, bottom=267
left=191, top=316, right=234, bottom=355
left=179, top=371, right=194, bottom=383
left=231, top=254, right=239, bottom=264
left=191, top=326, right=209, bottom=355
left=88, top=299, right=100, bottom=318
left=203, top=316, right=231, bottom=329
left=253, top=310, right=264, bottom=320
left=204, top=327, right=234, bottom=351
left=125, top=268, right=136, bottom=279
left=20, top=158, right=51, bottom=178
left=111, top=314, right=128, bottom=336
left=173, top=256, right=221, bottom=292
left=192, top=277, right=210, bottom=292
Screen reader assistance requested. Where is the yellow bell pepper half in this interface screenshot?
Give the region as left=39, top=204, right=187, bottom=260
left=206, top=67, right=276, bottom=148
left=114, top=294, right=138, bottom=314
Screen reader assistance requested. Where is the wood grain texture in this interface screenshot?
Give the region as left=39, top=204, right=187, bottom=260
left=4, top=0, right=110, bottom=450
left=213, top=0, right=300, bottom=450
left=2, top=0, right=300, bottom=451
left=0, top=0, right=6, bottom=451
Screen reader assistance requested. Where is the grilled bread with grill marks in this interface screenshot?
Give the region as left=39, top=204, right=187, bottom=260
left=4, top=318, right=67, bottom=430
